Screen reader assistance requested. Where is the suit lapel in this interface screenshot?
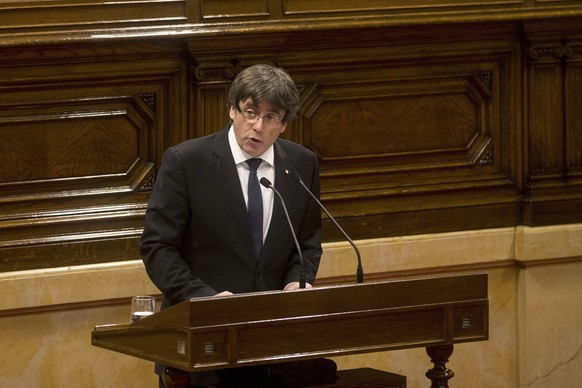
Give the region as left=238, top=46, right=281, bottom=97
left=210, top=132, right=301, bottom=265
left=261, top=142, right=297, bottom=264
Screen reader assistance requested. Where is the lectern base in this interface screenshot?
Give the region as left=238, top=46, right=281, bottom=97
left=163, top=367, right=406, bottom=388
left=309, top=368, right=406, bottom=388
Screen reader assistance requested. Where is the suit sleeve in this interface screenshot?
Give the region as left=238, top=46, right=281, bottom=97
left=140, top=147, right=217, bottom=304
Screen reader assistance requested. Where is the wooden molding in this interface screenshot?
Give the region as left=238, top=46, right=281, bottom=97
left=0, top=5, right=581, bottom=271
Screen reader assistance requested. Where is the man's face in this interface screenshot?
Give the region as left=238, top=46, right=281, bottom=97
left=230, top=98, right=288, bottom=157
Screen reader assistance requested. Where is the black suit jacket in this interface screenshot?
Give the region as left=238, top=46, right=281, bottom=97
left=140, top=127, right=322, bottom=308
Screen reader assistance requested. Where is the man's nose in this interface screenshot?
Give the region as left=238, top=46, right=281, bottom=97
left=252, top=117, right=264, bottom=131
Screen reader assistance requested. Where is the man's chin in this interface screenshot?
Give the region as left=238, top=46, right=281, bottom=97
left=244, top=143, right=264, bottom=156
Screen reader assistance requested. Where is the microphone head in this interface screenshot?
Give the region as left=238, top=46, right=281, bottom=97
left=259, top=177, right=272, bottom=188
left=288, top=170, right=303, bottom=183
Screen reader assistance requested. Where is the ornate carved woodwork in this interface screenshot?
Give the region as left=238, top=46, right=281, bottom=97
left=0, top=44, right=189, bottom=271
left=0, top=1, right=581, bottom=271
left=523, top=19, right=582, bottom=225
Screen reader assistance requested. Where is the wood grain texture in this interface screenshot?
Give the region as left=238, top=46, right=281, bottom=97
left=0, top=3, right=581, bottom=271
left=92, top=274, right=488, bottom=371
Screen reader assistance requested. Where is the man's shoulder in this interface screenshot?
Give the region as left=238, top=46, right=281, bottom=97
left=171, top=127, right=228, bottom=155
left=276, top=138, right=315, bottom=158
left=177, top=128, right=225, bottom=147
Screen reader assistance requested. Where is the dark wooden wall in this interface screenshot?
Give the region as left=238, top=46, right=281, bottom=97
left=1, top=0, right=581, bottom=272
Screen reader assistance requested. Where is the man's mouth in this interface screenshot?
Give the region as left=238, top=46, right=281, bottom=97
left=248, top=136, right=261, bottom=145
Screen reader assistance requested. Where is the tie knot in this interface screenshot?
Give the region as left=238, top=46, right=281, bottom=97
left=246, top=158, right=262, bottom=172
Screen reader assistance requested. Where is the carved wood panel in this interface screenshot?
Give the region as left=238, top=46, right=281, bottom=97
left=523, top=18, right=582, bottom=225
left=0, top=51, right=188, bottom=271
left=187, top=23, right=522, bottom=240
left=0, top=0, right=187, bottom=34
left=0, top=3, right=581, bottom=271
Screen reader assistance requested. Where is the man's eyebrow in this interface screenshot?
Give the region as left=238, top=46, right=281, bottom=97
left=242, top=102, right=283, bottom=115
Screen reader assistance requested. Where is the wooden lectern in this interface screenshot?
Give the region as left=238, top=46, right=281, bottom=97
left=92, top=273, right=488, bottom=387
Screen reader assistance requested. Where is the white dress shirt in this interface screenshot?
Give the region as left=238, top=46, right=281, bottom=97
left=228, top=126, right=274, bottom=243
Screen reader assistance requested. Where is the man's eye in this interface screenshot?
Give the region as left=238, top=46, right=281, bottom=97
left=245, top=110, right=257, bottom=118
left=264, top=115, right=278, bottom=122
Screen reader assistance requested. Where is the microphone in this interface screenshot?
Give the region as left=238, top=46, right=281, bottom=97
left=287, top=170, right=364, bottom=284
left=259, top=177, right=306, bottom=289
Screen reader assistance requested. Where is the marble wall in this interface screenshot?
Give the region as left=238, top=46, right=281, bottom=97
left=1, top=224, right=581, bottom=387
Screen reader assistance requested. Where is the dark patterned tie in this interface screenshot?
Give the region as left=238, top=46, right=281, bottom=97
left=246, top=158, right=263, bottom=258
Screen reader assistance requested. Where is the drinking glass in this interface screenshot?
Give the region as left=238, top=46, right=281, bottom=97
left=131, top=295, right=156, bottom=323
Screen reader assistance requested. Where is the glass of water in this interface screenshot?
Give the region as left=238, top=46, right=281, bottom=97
left=131, top=295, right=156, bottom=323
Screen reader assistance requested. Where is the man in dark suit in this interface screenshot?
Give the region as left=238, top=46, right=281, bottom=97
left=140, top=64, right=332, bottom=387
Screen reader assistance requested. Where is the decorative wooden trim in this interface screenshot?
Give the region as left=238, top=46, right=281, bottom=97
left=0, top=0, right=187, bottom=34
left=192, top=62, right=236, bottom=83
left=0, top=1, right=581, bottom=47
left=1, top=6, right=581, bottom=272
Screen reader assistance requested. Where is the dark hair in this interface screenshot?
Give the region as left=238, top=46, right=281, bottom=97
left=228, top=64, right=300, bottom=123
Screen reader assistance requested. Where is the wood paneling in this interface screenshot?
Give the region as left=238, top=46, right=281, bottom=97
left=0, top=43, right=189, bottom=271
left=186, top=23, right=523, bottom=240
left=0, top=0, right=187, bottom=33
left=523, top=18, right=582, bottom=225
left=0, top=1, right=581, bottom=271
left=283, top=0, right=524, bottom=15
